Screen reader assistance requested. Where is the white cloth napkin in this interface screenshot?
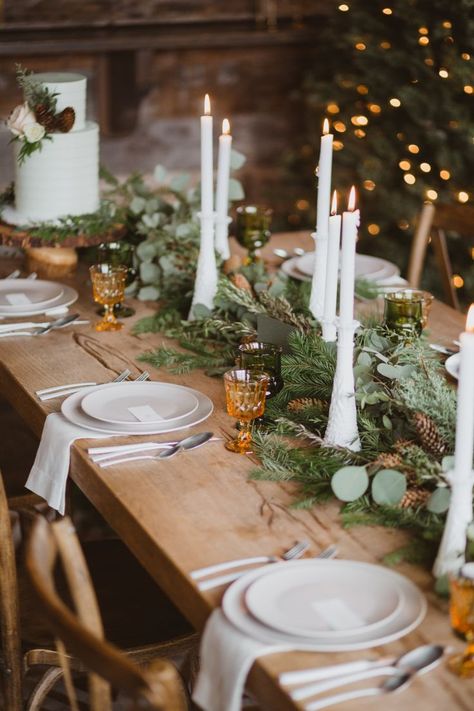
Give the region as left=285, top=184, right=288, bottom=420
left=193, top=610, right=292, bottom=711
left=25, top=412, right=114, bottom=515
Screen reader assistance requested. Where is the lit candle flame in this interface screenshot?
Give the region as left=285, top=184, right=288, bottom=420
left=204, top=94, right=211, bottom=115
left=222, top=118, right=230, bottom=135
left=323, top=118, right=330, bottom=135
left=466, top=304, right=474, bottom=332
left=347, top=185, right=357, bottom=211
left=331, top=190, right=338, bottom=215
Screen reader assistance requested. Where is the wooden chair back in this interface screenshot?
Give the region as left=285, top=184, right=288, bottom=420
left=408, top=202, right=474, bottom=310
left=26, top=515, right=186, bottom=711
left=0, top=472, right=23, bottom=711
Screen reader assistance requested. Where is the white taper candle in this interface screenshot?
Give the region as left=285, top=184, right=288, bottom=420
left=215, top=118, right=232, bottom=260
left=322, top=190, right=342, bottom=342
left=339, top=187, right=359, bottom=328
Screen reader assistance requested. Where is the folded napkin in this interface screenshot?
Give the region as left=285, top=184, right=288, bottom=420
left=26, top=412, right=115, bottom=515
left=193, top=610, right=292, bottom=711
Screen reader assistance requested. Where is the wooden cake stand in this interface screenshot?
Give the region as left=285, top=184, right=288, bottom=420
left=0, top=220, right=126, bottom=279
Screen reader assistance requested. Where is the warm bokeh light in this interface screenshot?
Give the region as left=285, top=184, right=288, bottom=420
left=357, top=84, right=369, bottom=94
left=382, top=7, right=392, bottom=15
left=380, top=41, right=392, bottom=49
left=204, top=94, right=211, bottom=115
left=418, top=26, right=428, bottom=34
left=333, top=140, right=344, bottom=151
left=419, top=37, right=429, bottom=46
left=453, top=274, right=464, bottom=289
left=424, top=58, right=434, bottom=66
left=222, top=118, right=230, bottom=135
left=348, top=186, right=356, bottom=211
left=368, top=103, right=381, bottom=113
left=442, top=20, right=452, bottom=29
left=327, top=104, right=340, bottom=115
left=354, top=129, right=366, bottom=138
left=338, top=3, right=350, bottom=11
left=440, top=169, right=451, bottom=180
left=399, top=160, right=411, bottom=170
left=462, top=53, right=471, bottom=60
left=296, top=199, right=309, bottom=211
left=426, top=189, right=438, bottom=200
left=363, top=179, right=376, bottom=191
left=398, top=219, right=410, bottom=230
left=368, top=223, right=380, bottom=235
left=420, top=162, right=431, bottom=172
left=439, top=68, right=449, bottom=78
left=389, top=98, right=401, bottom=107
left=331, top=190, right=338, bottom=215
left=464, top=85, right=474, bottom=94
left=458, top=191, right=469, bottom=203
left=404, top=173, right=416, bottom=185
left=355, top=42, right=367, bottom=50
left=334, top=121, right=347, bottom=132
left=408, top=144, right=420, bottom=154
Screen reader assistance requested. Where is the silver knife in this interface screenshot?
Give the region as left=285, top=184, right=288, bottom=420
left=35, top=312, right=80, bottom=335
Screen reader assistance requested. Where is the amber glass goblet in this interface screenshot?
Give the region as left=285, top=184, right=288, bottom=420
left=235, top=205, right=273, bottom=264
left=224, top=369, right=269, bottom=454
left=90, top=264, right=128, bottom=332
left=448, top=568, right=474, bottom=677
left=96, top=241, right=137, bottom=318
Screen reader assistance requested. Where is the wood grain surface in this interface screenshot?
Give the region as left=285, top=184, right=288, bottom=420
left=0, top=234, right=472, bottom=710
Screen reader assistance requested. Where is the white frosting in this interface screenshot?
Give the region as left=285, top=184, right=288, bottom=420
left=29, top=72, right=87, bottom=131
left=14, top=122, right=99, bottom=222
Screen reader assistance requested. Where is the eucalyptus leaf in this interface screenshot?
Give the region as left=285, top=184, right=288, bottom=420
left=441, top=455, right=455, bottom=472
left=136, top=240, right=158, bottom=261
left=130, top=196, right=146, bottom=214
left=154, top=164, right=167, bottom=183
left=138, top=285, right=160, bottom=301
left=170, top=173, right=190, bottom=191
left=228, top=178, right=245, bottom=201
left=427, top=487, right=451, bottom=513
left=176, top=222, right=196, bottom=238
left=142, top=213, right=160, bottom=229
left=377, top=363, right=401, bottom=379
left=140, top=262, right=161, bottom=284
left=230, top=149, right=246, bottom=170
left=357, top=351, right=372, bottom=367
left=372, top=469, right=406, bottom=505
left=382, top=415, right=392, bottom=429
left=331, top=466, right=369, bottom=502
left=192, top=303, right=213, bottom=319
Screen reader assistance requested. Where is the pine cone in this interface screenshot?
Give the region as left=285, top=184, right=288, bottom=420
left=54, top=106, right=75, bottom=133
left=399, top=486, right=431, bottom=509
left=34, top=103, right=56, bottom=132
left=230, top=273, right=252, bottom=293
left=288, top=397, right=328, bottom=413
left=373, top=452, right=403, bottom=470
left=412, top=412, right=447, bottom=457
left=393, top=439, right=414, bottom=451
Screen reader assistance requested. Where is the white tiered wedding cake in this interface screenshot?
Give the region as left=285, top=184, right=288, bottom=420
left=6, top=72, right=99, bottom=224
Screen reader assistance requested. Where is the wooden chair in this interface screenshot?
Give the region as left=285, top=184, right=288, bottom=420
left=0, top=471, right=196, bottom=709
left=26, top=514, right=187, bottom=711
left=407, top=202, right=474, bottom=310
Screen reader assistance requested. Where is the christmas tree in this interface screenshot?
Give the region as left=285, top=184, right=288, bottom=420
left=300, top=0, right=474, bottom=301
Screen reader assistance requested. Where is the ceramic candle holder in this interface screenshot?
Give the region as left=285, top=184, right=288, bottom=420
left=383, top=289, right=434, bottom=335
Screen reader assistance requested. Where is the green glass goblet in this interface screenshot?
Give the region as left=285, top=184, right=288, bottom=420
left=383, top=289, right=433, bottom=337
left=238, top=341, right=283, bottom=398
left=96, top=241, right=137, bottom=318
left=235, top=205, right=273, bottom=264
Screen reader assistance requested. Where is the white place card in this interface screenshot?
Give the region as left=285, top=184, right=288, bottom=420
left=128, top=405, right=164, bottom=422
left=312, top=598, right=365, bottom=631
left=5, top=293, right=31, bottom=306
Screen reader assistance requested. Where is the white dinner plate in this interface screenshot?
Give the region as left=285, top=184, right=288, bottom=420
left=445, top=353, right=460, bottom=380
left=245, top=560, right=403, bottom=638
left=81, top=381, right=199, bottom=425
left=61, top=383, right=213, bottom=435
left=0, top=285, right=78, bottom=317
left=281, top=254, right=400, bottom=284
left=222, top=559, right=427, bottom=652
left=0, top=279, right=64, bottom=311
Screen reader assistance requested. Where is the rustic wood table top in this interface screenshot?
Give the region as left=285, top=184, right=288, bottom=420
left=0, top=233, right=472, bottom=711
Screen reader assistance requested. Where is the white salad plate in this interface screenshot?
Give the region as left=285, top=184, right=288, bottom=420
left=0, top=279, right=64, bottom=311
left=281, top=253, right=399, bottom=284
left=62, top=383, right=213, bottom=435
left=222, top=559, right=426, bottom=652
left=0, top=285, right=78, bottom=317
left=81, top=381, right=199, bottom=425
left=445, top=353, right=460, bottom=380
left=245, top=560, right=403, bottom=638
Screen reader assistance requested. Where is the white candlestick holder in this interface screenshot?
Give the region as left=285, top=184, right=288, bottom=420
left=215, top=215, right=232, bottom=261
left=321, top=318, right=337, bottom=342
left=324, top=319, right=361, bottom=451
left=309, top=230, right=328, bottom=322
left=189, top=211, right=218, bottom=320
left=433, top=469, right=474, bottom=577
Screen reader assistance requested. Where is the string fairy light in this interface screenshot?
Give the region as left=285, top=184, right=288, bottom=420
left=404, top=173, right=416, bottom=185
left=426, top=189, right=438, bottom=200
left=420, top=162, right=431, bottom=172
left=399, top=160, right=411, bottom=170
left=458, top=191, right=469, bottom=203
left=440, top=169, right=451, bottom=180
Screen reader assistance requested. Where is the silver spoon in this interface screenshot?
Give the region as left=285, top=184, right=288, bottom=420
left=293, top=644, right=445, bottom=701
left=158, top=431, right=215, bottom=459
left=305, top=672, right=411, bottom=711
left=290, top=644, right=445, bottom=701
left=273, top=247, right=306, bottom=260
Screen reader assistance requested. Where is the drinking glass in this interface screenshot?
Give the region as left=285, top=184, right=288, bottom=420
left=96, top=241, right=137, bottom=317
left=448, top=568, right=474, bottom=677
left=238, top=342, right=283, bottom=398
left=235, top=205, right=273, bottom=264
left=90, top=264, right=128, bottom=332
left=223, top=369, right=269, bottom=454
left=383, top=289, right=433, bottom=336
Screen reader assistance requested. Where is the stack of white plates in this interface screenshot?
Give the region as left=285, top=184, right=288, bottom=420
left=0, top=279, right=78, bottom=317
left=445, top=353, right=460, bottom=380
left=222, top=559, right=426, bottom=652
left=281, top=252, right=401, bottom=285
left=61, top=381, right=213, bottom=435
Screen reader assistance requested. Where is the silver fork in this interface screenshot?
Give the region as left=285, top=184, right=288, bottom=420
left=134, top=371, right=150, bottom=382
left=196, top=543, right=338, bottom=592
left=36, top=369, right=132, bottom=400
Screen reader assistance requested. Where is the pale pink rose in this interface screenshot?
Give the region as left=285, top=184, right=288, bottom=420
left=7, top=102, right=36, bottom=137
left=23, top=122, right=45, bottom=143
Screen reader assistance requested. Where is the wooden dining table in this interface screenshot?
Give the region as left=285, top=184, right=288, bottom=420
left=0, top=232, right=473, bottom=710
